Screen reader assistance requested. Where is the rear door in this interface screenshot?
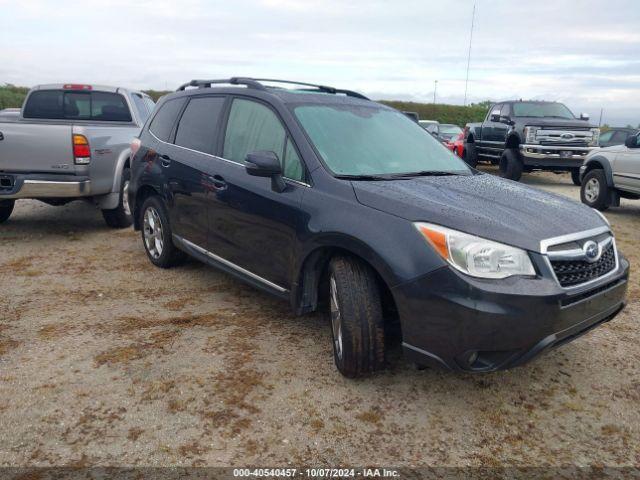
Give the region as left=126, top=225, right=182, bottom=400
left=158, top=95, right=227, bottom=248
left=205, top=97, right=308, bottom=290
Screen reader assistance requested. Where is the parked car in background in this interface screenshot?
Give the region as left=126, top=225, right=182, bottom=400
left=129, top=77, right=627, bottom=378
left=465, top=101, right=600, bottom=184
left=433, top=124, right=463, bottom=143
left=447, top=132, right=465, bottom=157
left=419, top=120, right=439, bottom=132
left=0, top=84, right=154, bottom=226
left=598, top=127, right=639, bottom=148
left=580, top=132, right=640, bottom=210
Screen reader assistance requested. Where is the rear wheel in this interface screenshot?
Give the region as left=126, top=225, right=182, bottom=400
left=580, top=169, right=610, bottom=211
left=102, top=167, right=133, bottom=228
left=499, top=148, right=523, bottom=181
left=328, top=256, right=385, bottom=378
left=463, top=142, right=478, bottom=168
left=0, top=200, right=15, bottom=224
left=140, top=195, right=186, bottom=268
left=570, top=168, right=582, bottom=186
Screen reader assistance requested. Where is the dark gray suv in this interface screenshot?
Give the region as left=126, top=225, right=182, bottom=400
left=128, top=78, right=629, bottom=378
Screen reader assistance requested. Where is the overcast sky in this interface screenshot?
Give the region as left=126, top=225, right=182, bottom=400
left=1, top=0, right=639, bottom=125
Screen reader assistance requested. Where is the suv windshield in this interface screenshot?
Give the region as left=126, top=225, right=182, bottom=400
left=293, top=104, right=470, bottom=176
left=512, top=102, right=575, bottom=119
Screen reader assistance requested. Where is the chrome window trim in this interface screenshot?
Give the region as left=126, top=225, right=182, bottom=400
left=175, top=235, right=288, bottom=293
left=148, top=130, right=311, bottom=187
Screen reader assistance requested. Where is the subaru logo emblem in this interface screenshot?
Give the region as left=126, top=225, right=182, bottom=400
left=561, top=133, right=574, bottom=140
left=583, top=240, right=600, bottom=262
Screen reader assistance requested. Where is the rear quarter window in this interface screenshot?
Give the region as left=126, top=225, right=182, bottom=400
left=23, top=90, right=132, bottom=122
left=148, top=98, right=186, bottom=142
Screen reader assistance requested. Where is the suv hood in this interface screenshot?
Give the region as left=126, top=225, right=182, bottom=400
left=517, top=117, right=596, bottom=129
left=352, top=173, right=605, bottom=252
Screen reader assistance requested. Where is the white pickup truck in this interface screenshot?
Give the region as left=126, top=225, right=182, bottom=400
left=0, top=84, right=155, bottom=227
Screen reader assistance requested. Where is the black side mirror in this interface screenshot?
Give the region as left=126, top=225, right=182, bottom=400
left=490, top=113, right=501, bottom=122
left=580, top=113, right=590, bottom=121
left=625, top=135, right=639, bottom=149
left=245, top=151, right=286, bottom=192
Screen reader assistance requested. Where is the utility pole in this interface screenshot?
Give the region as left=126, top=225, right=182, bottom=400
left=463, top=3, right=476, bottom=106
left=599, top=108, right=603, bottom=127
left=433, top=80, right=438, bottom=104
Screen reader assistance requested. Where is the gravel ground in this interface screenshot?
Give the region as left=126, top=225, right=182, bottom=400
left=0, top=170, right=638, bottom=468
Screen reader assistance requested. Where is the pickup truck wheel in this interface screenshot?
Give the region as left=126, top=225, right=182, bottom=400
left=0, top=200, right=15, bottom=224
left=328, top=256, right=385, bottom=378
left=140, top=196, right=186, bottom=268
left=570, top=169, right=582, bottom=186
left=499, top=148, right=523, bottom=181
left=102, top=167, right=133, bottom=229
left=463, top=143, right=478, bottom=167
left=580, top=169, right=610, bottom=211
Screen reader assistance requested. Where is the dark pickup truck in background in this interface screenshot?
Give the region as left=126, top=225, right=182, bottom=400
left=464, top=100, right=600, bottom=184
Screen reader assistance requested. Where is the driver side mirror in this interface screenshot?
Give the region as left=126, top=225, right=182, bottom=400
left=245, top=151, right=286, bottom=192
left=580, top=113, right=590, bottom=121
left=625, top=134, right=640, bottom=149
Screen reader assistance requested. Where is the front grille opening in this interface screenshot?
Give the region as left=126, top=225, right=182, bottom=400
left=551, top=243, right=616, bottom=287
left=561, top=278, right=626, bottom=307
left=0, top=176, right=14, bottom=189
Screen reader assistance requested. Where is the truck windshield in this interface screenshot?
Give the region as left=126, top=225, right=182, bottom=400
left=512, top=102, right=575, bottom=119
left=293, top=104, right=470, bottom=177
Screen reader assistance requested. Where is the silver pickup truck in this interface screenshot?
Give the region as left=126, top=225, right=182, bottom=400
left=0, top=84, right=155, bottom=227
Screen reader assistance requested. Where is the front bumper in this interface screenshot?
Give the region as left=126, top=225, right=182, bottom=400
left=0, top=173, right=91, bottom=199
left=393, top=253, right=629, bottom=372
left=520, top=144, right=595, bottom=168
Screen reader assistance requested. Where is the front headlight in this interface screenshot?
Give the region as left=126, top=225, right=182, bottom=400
left=524, top=126, right=539, bottom=144
left=414, top=223, right=536, bottom=279
left=590, top=128, right=600, bottom=146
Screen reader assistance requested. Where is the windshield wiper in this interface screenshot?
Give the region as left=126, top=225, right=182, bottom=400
left=391, top=170, right=465, bottom=177
left=334, top=174, right=412, bottom=181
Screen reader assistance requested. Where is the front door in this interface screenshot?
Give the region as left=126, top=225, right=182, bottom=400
left=205, top=97, right=308, bottom=290
left=613, top=134, right=640, bottom=194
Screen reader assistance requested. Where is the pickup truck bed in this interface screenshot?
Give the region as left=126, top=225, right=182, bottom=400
left=0, top=84, right=155, bottom=227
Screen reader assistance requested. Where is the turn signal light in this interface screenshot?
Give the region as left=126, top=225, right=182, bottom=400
left=73, top=134, right=91, bottom=164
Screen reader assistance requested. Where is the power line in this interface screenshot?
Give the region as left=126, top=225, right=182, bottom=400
left=463, top=3, right=476, bottom=106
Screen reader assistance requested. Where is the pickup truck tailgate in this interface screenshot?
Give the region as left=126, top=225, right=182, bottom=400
left=0, top=122, right=74, bottom=174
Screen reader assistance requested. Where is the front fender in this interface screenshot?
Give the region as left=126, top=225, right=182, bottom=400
left=584, top=155, right=615, bottom=187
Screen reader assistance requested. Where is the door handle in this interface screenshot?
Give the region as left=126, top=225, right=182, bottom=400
left=0, top=132, right=4, bottom=141
left=159, top=154, right=171, bottom=167
left=209, top=174, right=227, bottom=190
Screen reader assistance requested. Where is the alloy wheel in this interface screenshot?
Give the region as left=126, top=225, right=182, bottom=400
left=329, top=275, right=343, bottom=361
left=143, top=207, right=164, bottom=259
left=584, top=178, right=600, bottom=203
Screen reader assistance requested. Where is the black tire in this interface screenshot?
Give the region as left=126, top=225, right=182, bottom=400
left=0, top=200, right=15, bottom=224
left=570, top=168, right=582, bottom=186
left=499, top=148, right=523, bottom=181
left=580, top=169, right=610, bottom=211
left=463, top=142, right=478, bottom=168
left=328, top=256, right=385, bottom=378
left=102, top=167, right=133, bottom=229
left=139, top=195, right=186, bottom=268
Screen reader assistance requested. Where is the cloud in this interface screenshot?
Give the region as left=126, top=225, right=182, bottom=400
left=0, top=0, right=638, bottom=124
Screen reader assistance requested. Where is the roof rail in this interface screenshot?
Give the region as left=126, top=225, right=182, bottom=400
left=176, top=77, right=266, bottom=91
left=176, top=77, right=369, bottom=100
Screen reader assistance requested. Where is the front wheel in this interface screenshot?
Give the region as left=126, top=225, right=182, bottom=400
left=102, top=167, right=133, bottom=229
left=140, top=196, right=186, bottom=268
left=462, top=142, right=478, bottom=168
left=328, top=256, right=385, bottom=378
left=499, top=148, right=523, bottom=181
left=0, top=200, right=15, bottom=224
left=570, top=168, right=582, bottom=186
left=580, top=169, right=610, bottom=211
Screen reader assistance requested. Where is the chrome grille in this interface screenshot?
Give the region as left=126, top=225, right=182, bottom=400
left=550, top=243, right=616, bottom=287
left=535, top=129, right=593, bottom=146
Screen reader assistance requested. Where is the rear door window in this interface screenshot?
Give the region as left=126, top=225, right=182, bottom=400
left=174, top=96, right=226, bottom=154
left=148, top=98, right=186, bottom=142
left=23, top=90, right=132, bottom=122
